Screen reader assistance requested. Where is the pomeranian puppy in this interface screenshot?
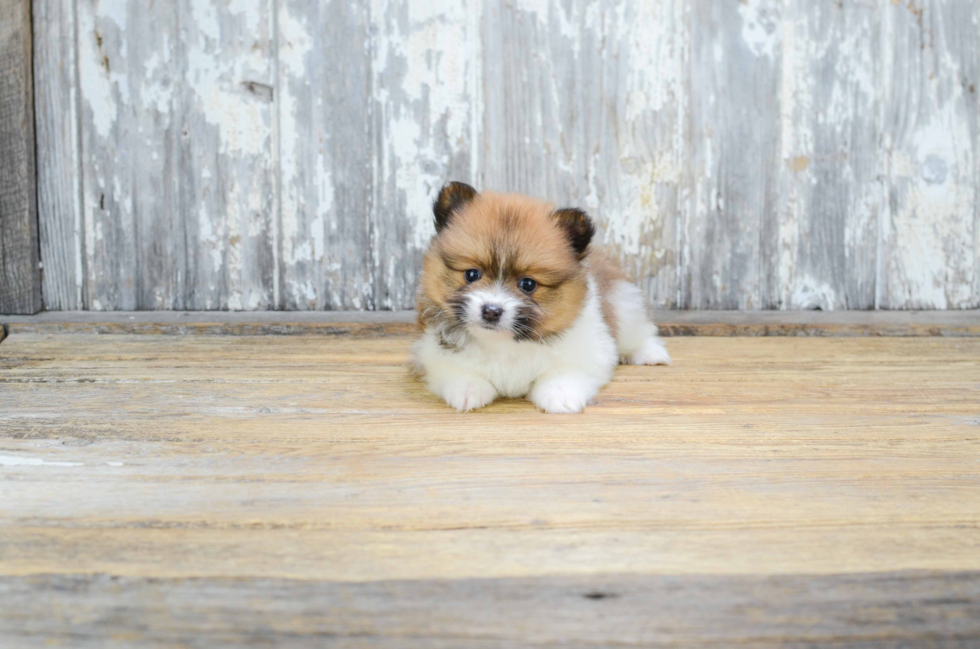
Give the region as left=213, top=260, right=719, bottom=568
left=412, top=182, right=671, bottom=414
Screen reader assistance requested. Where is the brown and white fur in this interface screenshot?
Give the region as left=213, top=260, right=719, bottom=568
left=412, top=182, right=670, bottom=414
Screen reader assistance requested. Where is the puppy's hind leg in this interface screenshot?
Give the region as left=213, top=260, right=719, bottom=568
left=608, top=280, right=672, bottom=366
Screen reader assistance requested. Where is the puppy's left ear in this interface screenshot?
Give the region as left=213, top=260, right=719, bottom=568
left=553, top=208, right=595, bottom=258
left=433, top=181, right=478, bottom=233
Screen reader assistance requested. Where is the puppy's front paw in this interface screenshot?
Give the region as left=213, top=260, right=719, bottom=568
left=627, top=338, right=672, bottom=366
left=530, top=375, right=595, bottom=414
left=442, top=378, right=497, bottom=412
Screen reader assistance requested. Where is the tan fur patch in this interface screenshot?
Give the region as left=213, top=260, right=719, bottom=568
left=584, top=247, right=629, bottom=340
left=418, top=191, right=589, bottom=340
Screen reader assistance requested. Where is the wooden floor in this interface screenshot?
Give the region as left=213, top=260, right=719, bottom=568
left=1, top=331, right=979, bottom=647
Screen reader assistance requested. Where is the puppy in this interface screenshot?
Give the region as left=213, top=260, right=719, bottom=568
left=412, top=182, right=671, bottom=414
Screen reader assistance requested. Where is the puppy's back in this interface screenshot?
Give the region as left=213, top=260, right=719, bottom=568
left=585, top=247, right=629, bottom=339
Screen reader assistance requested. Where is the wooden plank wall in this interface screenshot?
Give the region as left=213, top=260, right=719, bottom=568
left=31, top=0, right=980, bottom=312
left=0, top=0, right=42, bottom=315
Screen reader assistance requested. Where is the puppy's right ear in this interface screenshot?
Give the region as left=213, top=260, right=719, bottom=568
left=552, top=207, right=595, bottom=258
left=433, top=182, right=478, bottom=233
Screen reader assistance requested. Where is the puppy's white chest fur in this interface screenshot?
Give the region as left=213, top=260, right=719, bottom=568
left=413, top=275, right=668, bottom=414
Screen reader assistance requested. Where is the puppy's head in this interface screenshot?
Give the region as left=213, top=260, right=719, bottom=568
left=418, top=182, right=594, bottom=345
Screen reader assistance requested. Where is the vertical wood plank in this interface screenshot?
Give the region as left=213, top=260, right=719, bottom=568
left=277, top=0, right=479, bottom=310
left=774, top=1, right=881, bottom=310
left=682, top=0, right=782, bottom=310
left=75, top=0, right=277, bottom=310
left=879, top=0, right=979, bottom=309
left=76, top=0, right=178, bottom=310
left=277, top=0, right=373, bottom=310
left=482, top=0, right=686, bottom=308
left=34, top=0, right=85, bottom=311
left=369, top=0, right=481, bottom=309
left=0, top=0, right=42, bottom=314
left=177, top=0, right=277, bottom=310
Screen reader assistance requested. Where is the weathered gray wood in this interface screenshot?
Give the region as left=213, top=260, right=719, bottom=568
left=276, top=0, right=374, bottom=310
left=1, top=334, right=979, bottom=642
left=74, top=1, right=178, bottom=309
left=775, top=0, right=880, bottom=310
left=278, top=0, right=365, bottom=310
left=72, top=1, right=278, bottom=310
left=682, top=0, right=782, bottom=310
left=368, top=1, right=480, bottom=310
left=482, top=1, right=685, bottom=309
left=879, top=0, right=980, bottom=309
left=29, top=0, right=980, bottom=312
left=177, top=0, right=277, bottom=310
left=33, top=0, right=84, bottom=311
left=277, top=0, right=478, bottom=310
left=2, top=572, right=979, bottom=647
left=0, top=0, right=42, bottom=315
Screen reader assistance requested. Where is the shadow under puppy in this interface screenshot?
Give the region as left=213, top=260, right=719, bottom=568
left=413, top=182, right=670, bottom=414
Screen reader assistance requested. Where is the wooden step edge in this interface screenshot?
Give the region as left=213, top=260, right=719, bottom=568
left=2, top=311, right=978, bottom=338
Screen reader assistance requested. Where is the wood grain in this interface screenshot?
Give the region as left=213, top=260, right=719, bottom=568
left=178, top=0, right=278, bottom=311
left=775, top=0, right=880, bottom=310
left=0, top=334, right=980, bottom=552
left=64, top=1, right=280, bottom=310
left=0, top=0, right=41, bottom=315
left=682, top=0, right=779, bottom=310
left=276, top=0, right=478, bottom=310
left=31, top=0, right=980, bottom=311
left=276, top=0, right=374, bottom=310
left=74, top=0, right=174, bottom=310
left=1, top=334, right=979, bottom=644
left=2, top=571, right=978, bottom=647
left=482, top=1, right=685, bottom=309
left=33, top=0, right=85, bottom=311
left=879, top=0, right=980, bottom=309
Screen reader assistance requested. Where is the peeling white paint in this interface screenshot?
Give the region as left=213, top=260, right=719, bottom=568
left=198, top=202, right=223, bottom=274
left=374, top=0, right=477, bottom=250
left=738, top=0, right=780, bottom=60
left=601, top=0, right=685, bottom=304
left=777, top=7, right=807, bottom=309
left=40, top=0, right=980, bottom=312
left=623, top=2, right=681, bottom=119
left=882, top=3, right=978, bottom=309
left=77, top=8, right=129, bottom=139
left=888, top=105, right=976, bottom=308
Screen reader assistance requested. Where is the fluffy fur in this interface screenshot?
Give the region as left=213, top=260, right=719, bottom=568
left=413, top=182, right=670, bottom=414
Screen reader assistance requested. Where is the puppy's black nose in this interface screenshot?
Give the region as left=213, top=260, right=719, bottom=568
left=481, top=304, right=504, bottom=323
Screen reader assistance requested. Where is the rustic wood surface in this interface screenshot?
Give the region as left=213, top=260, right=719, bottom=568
left=3, top=310, right=979, bottom=337
left=32, top=0, right=980, bottom=312
left=879, top=0, right=980, bottom=310
left=2, top=572, right=979, bottom=648
left=0, top=0, right=41, bottom=315
left=32, top=0, right=84, bottom=312
left=1, top=333, right=979, bottom=645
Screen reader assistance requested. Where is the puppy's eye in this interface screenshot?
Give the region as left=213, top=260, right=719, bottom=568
left=464, top=269, right=482, bottom=283
left=518, top=277, right=537, bottom=294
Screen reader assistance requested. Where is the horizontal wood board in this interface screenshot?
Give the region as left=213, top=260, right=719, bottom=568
left=1, top=334, right=980, bottom=643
